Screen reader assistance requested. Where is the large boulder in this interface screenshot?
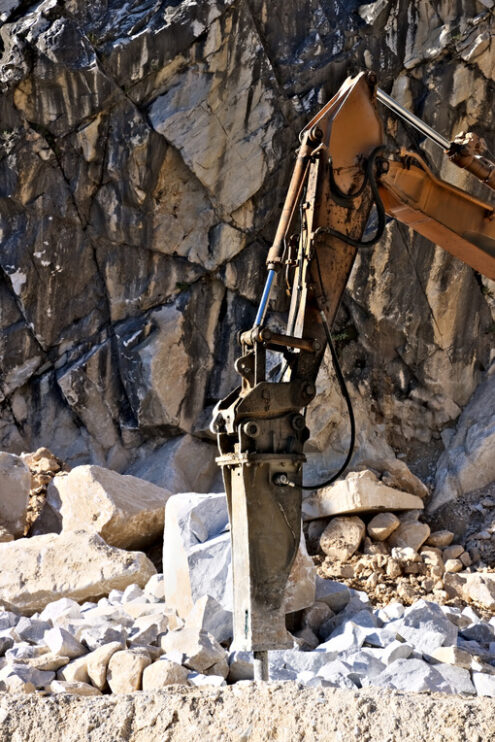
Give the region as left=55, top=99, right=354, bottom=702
left=46, top=465, right=172, bottom=549
left=163, top=493, right=316, bottom=627
left=431, top=367, right=495, bottom=513
left=0, top=530, right=156, bottom=614
left=0, top=452, right=30, bottom=537
left=302, top=470, right=424, bottom=521
left=126, top=435, right=220, bottom=494
left=444, top=572, right=495, bottom=610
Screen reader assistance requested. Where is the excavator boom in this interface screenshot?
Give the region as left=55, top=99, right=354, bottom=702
left=212, top=71, right=495, bottom=678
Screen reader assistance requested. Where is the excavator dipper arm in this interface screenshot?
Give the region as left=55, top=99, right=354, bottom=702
left=211, top=71, right=495, bottom=667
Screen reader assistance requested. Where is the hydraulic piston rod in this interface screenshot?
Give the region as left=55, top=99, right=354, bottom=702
left=376, top=88, right=449, bottom=150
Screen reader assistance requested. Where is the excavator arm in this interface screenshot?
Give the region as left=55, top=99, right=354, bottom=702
left=211, top=71, right=495, bottom=675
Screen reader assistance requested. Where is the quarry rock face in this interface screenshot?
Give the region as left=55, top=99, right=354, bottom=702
left=0, top=0, right=492, bottom=508
left=431, top=369, right=495, bottom=513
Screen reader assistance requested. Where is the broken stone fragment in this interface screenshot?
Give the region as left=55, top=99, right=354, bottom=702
left=314, top=577, right=350, bottom=613
left=429, top=645, right=493, bottom=674
left=188, top=672, right=226, bottom=687
left=319, top=516, right=366, bottom=560
left=0, top=452, right=31, bottom=537
left=388, top=521, right=430, bottom=552
left=301, top=602, right=334, bottom=635
left=142, top=659, right=189, bottom=689
left=15, top=616, right=51, bottom=644
left=444, top=572, right=495, bottom=610
left=43, top=627, right=87, bottom=659
left=57, top=654, right=90, bottom=684
left=15, top=653, right=70, bottom=672
left=444, top=558, right=463, bottom=573
left=126, top=434, right=219, bottom=494
left=47, top=465, right=172, bottom=549
left=185, top=594, right=232, bottom=644
left=0, top=530, right=156, bottom=614
left=160, top=628, right=226, bottom=674
left=144, top=573, right=165, bottom=602
left=472, top=672, right=495, bottom=697
left=443, top=544, right=464, bottom=561
left=0, top=663, right=55, bottom=689
left=367, top=512, right=400, bottom=541
left=49, top=680, right=102, bottom=696
left=426, top=530, right=454, bottom=548
left=79, top=623, right=128, bottom=651
left=107, top=649, right=152, bottom=694
left=2, top=675, right=36, bottom=694
left=128, top=612, right=169, bottom=646
left=302, top=470, right=424, bottom=521
left=393, top=600, right=458, bottom=654
left=86, top=641, right=124, bottom=690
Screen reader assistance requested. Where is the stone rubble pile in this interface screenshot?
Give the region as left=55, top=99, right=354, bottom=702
left=303, top=470, right=493, bottom=609
left=1, top=448, right=495, bottom=699
left=2, top=576, right=495, bottom=698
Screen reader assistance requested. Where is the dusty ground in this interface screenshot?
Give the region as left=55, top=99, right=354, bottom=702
left=0, top=683, right=493, bottom=742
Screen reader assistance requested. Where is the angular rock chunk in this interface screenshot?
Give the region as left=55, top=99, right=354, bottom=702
left=16, top=653, right=70, bottom=672
left=144, top=574, right=165, bottom=602
left=445, top=572, right=495, bottom=610
left=372, top=657, right=448, bottom=693
left=314, top=577, right=350, bottom=613
left=319, top=516, right=366, bottom=560
left=444, top=558, right=463, bottom=573
left=0, top=530, right=156, bottom=614
left=388, top=521, right=430, bottom=552
left=129, top=613, right=168, bottom=646
left=57, top=655, right=90, bottom=684
left=142, top=659, right=189, bottom=689
left=0, top=663, right=55, bottom=689
left=160, top=629, right=226, bottom=674
left=1, top=675, right=36, bottom=693
left=16, top=616, right=51, bottom=643
left=47, top=465, right=172, bottom=549
left=302, top=470, right=424, bottom=521
left=393, top=600, right=458, bottom=654
left=367, top=512, right=400, bottom=541
left=443, top=544, right=464, bottom=561
left=44, top=627, right=86, bottom=659
left=185, top=595, right=232, bottom=644
left=126, top=435, right=219, bottom=495
left=49, top=680, right=102, bottom=696
left=0, top=452, right=30, bottom=537
left=473, top=672, right=495, bottom=697
left=79, top=624, right=128, bottom=651
left=107, top=649, right=152, bottom=693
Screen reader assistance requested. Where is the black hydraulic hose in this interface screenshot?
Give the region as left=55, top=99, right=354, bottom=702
left=314, top=146, right=386, bottom=249
left=300, top=310, right=356, bottom=490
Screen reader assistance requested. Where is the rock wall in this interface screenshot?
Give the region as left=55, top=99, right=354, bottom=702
left=0, top=0, right=494, bottom=499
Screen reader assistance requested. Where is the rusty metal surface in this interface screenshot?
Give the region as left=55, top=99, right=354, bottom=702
left=380, top=152, right=495, bottom=280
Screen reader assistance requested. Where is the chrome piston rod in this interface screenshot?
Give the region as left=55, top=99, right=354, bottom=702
left=377, top=88, right=450, bottom=150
